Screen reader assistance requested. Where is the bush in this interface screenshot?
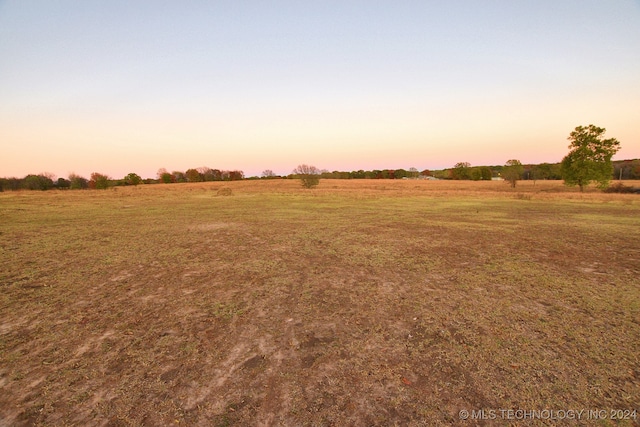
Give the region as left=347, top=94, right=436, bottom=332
left=90, top=173, right=111, bottom=189
left=69, top=174, right=89, bottom=189
left=603, top=183, right=639, bottom=194
left=23, top=174, right=54, bottom=191
left=292, top=164, right=320, bottom=189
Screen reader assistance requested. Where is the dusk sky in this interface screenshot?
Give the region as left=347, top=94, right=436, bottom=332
left=1, top=1, right=639, bottom=179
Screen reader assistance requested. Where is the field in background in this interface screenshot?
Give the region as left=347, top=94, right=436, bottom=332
left=1, top=180, right=639, bottom=426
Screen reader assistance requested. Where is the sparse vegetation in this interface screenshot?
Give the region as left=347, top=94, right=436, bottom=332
left=217, top=187, right=233, bottom=196
left=1, top=180, right=638, bottom=425
left=603, top=182, right=639, bottom=194
left=292, top=164, right=320, bottom=188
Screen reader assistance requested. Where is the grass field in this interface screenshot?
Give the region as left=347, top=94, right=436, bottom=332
left=1, top=180, right=639, bottom=426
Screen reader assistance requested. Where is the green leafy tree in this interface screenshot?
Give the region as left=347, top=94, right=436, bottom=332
left=549, top=163, right=562, bottom=180
left=351, top=170, right=366, bottom=179
left=531, top=163, right=552, bottom=183
left=561, top=125, right=621, bottom=191
left=451, top=162, right=471, bottom=180
left=479, top=166, right=493, bottom=180
left=470, top=167, right=483, bottom=181
left=393, top=169, right=407, bottom=179
left=502, top=160, right=524, bottom=188
left=124, top=173, right=142, bottom=186
left=432, top=169, right=449, bottom=180
left=292, top=164, right=320, bottom=188
left=23, top=174, right=54, bottom=190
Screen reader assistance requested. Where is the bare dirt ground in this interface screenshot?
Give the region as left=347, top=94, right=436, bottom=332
left=1, top=180, right=639, bottom=426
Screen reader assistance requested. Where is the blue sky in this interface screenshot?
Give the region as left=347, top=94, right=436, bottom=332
left=1, top=0, right=639, bottom=179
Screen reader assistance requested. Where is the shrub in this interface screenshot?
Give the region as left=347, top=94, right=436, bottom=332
left=603, top=183, right=639, bottom=194
left=292, top=164, right=320, bottom=189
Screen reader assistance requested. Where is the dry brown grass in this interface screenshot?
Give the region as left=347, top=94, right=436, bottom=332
left=1, top=180, right=638, bottom=426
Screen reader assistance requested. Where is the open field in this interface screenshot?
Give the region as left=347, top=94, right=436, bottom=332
left=1, top=179, right=639, bottom=426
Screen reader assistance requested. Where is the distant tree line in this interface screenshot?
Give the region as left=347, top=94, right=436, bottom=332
left=436, top=160, right=639, bottom=184
left=286, top=163, right=562, bottom=182
left=155, top=167, right=244, bottom=184
left=433, top=162, right=564, bottom=182
left=3, top=159, right=639, bottom=192
left=254, top=168, right=427, bottom=180
left=3, top=158, right=639, bottom=192
left=613, top=160, right=640, bottom=180
left=304, top=167, right=424, bottom=180
left=0, top=166, right=245, bottom=191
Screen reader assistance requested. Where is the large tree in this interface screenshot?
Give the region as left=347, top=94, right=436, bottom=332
left=561, top=125, right=620, bottom=192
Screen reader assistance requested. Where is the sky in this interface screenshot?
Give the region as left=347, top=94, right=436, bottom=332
left=1, top=1, right=639, bottom=179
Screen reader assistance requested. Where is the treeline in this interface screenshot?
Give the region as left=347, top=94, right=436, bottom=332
left=278, top=163, right=556, bottom=181
left=155, top=167, right=244, bottom=184
left=314, top=168, right=424, bottom=180
left=436, top=162, right=563, bottom=181
left=434, top=159, right=640, bottom=181
left=2, top=160, right=638, bottom=192
left=0, top=167, right=245, bottom=191
left=612, top=159, right=640, bottom=180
